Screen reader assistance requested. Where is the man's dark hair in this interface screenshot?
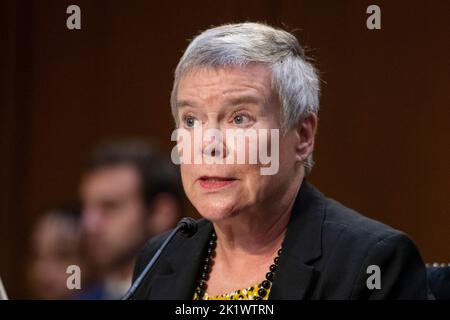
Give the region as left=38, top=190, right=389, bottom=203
left=84, top=140, right=183, bottom=209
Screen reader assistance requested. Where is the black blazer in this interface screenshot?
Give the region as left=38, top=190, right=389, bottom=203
left=427, top=267, right=450, bottom=299
left=131, top=180, right=428, bottom=299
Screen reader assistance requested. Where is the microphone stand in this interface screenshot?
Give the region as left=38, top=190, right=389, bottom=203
left=121, top=217, right=197, bottom=300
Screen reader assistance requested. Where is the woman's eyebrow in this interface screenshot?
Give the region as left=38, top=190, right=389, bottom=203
left=177, top=95, right=262, bottom=109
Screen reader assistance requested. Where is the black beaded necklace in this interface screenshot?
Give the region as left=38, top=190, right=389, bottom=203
left=193, top=231, right=283, bottom=300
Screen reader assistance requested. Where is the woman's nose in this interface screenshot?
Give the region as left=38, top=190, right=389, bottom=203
left=201, top=121, right=228, bottom=160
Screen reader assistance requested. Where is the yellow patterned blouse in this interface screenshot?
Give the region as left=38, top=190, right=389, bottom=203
left=193, top=283, right=271, bottom=300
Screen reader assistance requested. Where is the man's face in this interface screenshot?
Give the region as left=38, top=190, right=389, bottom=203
left=28, top=215, right=80, bottom=299
left=176, top=64, right=302, bottom=222
left=80, top=165, right=147, bottom=269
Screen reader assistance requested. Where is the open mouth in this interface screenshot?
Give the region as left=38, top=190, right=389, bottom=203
left=197, top=176, right=236, bottom=189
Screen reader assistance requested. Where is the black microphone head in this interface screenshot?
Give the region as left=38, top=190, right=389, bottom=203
left=178, top=217, right=198, bottom=237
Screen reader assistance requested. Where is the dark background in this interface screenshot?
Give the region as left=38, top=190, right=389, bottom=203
left=1, top=0, right=449, bottom=298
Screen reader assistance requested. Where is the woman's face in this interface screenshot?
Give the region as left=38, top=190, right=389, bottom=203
left=176, top=64, right=304, bottom=222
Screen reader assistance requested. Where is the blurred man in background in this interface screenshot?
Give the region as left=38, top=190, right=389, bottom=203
left=79, top=140, right=184, bottom=299
left=27, top=207, right=84, bottom=299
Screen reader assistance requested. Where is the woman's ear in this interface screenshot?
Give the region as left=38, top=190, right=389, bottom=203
left=294, top=113, right=318, bottom=162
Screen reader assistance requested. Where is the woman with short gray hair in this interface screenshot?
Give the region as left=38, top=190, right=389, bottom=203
left=131, top=22, right=427, bottom=300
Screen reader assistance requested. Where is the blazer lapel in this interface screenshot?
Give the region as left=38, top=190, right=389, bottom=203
left=270, top=255, right=317, bottom=299
left=148, top=222, right=213, bottom=299
left=270, top=180, right=326, bottom=300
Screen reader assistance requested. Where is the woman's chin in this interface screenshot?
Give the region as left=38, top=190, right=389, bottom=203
left=194, top=202, right=239, bottom=222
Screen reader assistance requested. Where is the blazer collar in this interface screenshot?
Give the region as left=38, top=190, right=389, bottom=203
left=147, top=221, right=213, bottom=299
left=147, top=179, right=325, bottom=300
left=270, top=179, right=326, bottom=299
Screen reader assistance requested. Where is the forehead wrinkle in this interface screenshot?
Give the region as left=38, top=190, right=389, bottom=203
left=181, top=65, right=270, bottom=95
left=177, top=66, right=275, bottom=116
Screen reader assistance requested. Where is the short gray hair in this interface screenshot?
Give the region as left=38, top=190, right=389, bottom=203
left=170, top=22, right=320, bottom=174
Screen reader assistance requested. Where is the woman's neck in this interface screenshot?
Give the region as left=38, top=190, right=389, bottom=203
left=212, top=179, right=302, bottom=259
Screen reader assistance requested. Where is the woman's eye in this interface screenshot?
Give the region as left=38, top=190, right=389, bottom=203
left=233, top=114, right=250, bottom=125
left=184, top=116, right=198, bottom=128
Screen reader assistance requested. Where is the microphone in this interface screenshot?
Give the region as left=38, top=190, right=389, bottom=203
left=121, top=217, right=198, bottom=300
left=178, top=216, right=198, bottom=237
